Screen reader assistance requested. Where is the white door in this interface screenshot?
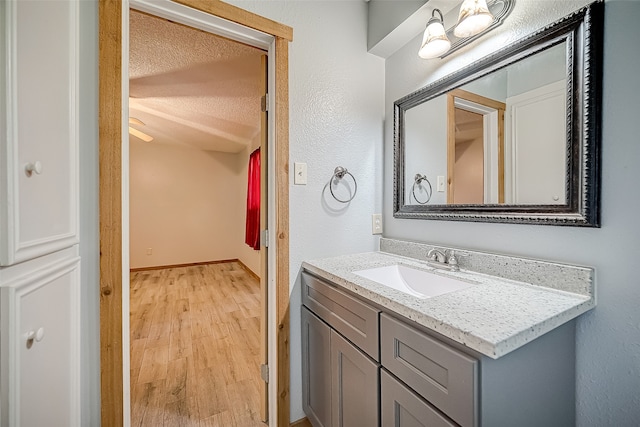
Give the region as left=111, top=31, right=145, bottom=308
left=505, top=80, right=566, bottom=204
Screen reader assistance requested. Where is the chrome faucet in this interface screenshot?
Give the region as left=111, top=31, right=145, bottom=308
left=426, top=248, right=460, bottom=271
left=427, top=249, right=446, bottom=263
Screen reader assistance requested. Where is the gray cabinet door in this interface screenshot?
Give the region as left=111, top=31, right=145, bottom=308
left=381, top=370, right=457, bottom=427
left=331, top=330, right=379, bottom=427
left=381, top=314, right=477, bottom=427
left=302, top=307, right=332, bottom=427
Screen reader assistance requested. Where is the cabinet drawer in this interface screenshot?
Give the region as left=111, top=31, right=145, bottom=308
left=380, top=314, right=477, bottom=427
left=381, top=370, right=457, bottom=427
left=302, top=272, right=380, bottom=361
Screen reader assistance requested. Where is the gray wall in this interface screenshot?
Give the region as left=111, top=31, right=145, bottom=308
left=462, top=42, right=566, bottom=101
left=367, top=0, right=426, bottom=50
left=384, top=1, right=640, bottom=425
left=79, top=1, right=100, bottom=425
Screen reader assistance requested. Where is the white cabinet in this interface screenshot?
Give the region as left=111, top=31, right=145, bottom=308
left=0, top=0, right=79, bottom=266
left=0, top=1, right=81, bottom=426
left=0, top=251, right=81, bottom=427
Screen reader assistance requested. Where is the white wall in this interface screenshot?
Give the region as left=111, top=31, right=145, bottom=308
left=463, top=68, right=508, bottom=101
left=129, top=140, right=259, bottom=271
left=384, top=1, right=640, bottom=426
left=227, top=1, right=385, bottom=421
left=404, top=96, right=447, bottom=204
left=506, top=41, right=566, bottom=98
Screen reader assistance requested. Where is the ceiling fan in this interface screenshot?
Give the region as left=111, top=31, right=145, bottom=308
left=129, top=117, right=153, bottom=142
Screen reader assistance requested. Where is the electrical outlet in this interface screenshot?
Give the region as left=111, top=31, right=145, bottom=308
left=294, top=162, right=307, bottom=185
left=437, top=176, right=446, bottom=192
left=372, top=214, right=383, bottom=235
left=146, top=248, right=153, bottom=255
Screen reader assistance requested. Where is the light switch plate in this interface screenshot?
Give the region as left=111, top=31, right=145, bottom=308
left=437, top=175, right=446, bottom=192
left=294, top=162, right=307, bottom=185
left=372, top=214, right=383, bottom=235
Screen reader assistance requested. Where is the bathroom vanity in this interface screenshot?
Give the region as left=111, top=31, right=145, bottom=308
left=300, top=3, right=602, bottom=426
left=301, top=239, right=594, bottom=427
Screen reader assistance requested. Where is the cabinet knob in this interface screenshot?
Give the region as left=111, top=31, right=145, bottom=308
left=25, top=161, right=43, bottom=176
left=26, top=327, right=45, bottom=343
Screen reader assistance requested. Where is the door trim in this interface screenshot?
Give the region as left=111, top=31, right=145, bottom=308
left=447, top=89, right=505, bottom=204
left=98, top=1, right=292, bottom=425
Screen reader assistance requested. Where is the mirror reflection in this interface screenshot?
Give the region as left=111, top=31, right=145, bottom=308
left=405, top=42, right=567, bottom=206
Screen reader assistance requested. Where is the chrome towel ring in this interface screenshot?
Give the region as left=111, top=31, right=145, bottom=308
left=329, top=166, right=357, bottom=203
left=412, top=173, right=432, bottom=204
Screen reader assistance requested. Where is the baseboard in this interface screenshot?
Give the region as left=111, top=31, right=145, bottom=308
left=290, top=417, right=312, bottom=427
left=130, top=258, right=239, bottom=272
left=236, top=259, right=260, bottom=281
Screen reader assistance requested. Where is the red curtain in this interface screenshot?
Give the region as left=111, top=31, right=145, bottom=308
left=245, top=148, right=261, bottom=250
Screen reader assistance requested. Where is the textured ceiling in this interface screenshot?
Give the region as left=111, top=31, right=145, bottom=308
left=129, top=11, right=265, bottom=152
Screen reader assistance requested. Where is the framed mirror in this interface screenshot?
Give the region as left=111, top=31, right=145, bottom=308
left=393, top=2, right=603, bottom=226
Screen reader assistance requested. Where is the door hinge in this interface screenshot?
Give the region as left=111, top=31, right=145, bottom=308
left=261, top=93, right=269, bottom=112
left=262, top=229, right=269, bottom=248
left=260, top=364, right=269, bottom=383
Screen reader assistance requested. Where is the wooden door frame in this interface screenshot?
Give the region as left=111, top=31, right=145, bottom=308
left=98, top=1, right=292, bottom=426
left=447, top=89, right=505, bottom=204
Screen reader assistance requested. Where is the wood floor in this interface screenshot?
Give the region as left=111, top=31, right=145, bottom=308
left=130, top=262, right=265, bottom=427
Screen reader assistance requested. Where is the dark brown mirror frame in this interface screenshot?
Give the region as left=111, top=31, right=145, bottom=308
left=393, top=1, right=603, bottom=226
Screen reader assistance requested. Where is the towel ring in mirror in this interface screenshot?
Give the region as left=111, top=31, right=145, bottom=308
left=412, top=174, right=433, bottom=204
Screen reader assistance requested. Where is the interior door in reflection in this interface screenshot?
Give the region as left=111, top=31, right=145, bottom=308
left=452, top=107, right=484, bottom=204
left=505, top=80, right=567, bottom=204
left=447, top=89, right=505, bottom=205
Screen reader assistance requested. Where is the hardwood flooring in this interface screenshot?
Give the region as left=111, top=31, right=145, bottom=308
left=130, top=262, right=265, bottom=427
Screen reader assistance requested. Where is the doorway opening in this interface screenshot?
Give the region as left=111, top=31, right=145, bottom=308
left=447, top=89, right=506, bottom=204
left=98, top=1, right=292, bottom=426
left=127, top=9, right=268, bottom=425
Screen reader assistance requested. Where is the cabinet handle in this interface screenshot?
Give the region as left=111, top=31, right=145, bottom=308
left=26, top=327, right=45, bottom=343
left=25, top=161, right=43, bottom=176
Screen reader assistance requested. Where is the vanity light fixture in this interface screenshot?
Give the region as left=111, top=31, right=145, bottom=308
left=420, top=0, right=508, bottom=59
left=454, top=0, right=494, bottom=38
left=418, top=8, right=451, bottom=59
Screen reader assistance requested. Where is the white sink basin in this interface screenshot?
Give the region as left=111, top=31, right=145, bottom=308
left=353, top=264, right=476, bottom=298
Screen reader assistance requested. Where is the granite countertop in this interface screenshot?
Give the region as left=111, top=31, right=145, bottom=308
left=302, top=251, right=595, bottom=359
